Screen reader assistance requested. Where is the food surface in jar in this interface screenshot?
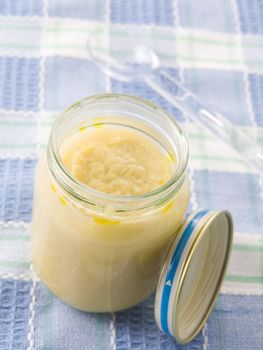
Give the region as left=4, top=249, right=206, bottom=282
left=61, top=125, right=175, bottom=195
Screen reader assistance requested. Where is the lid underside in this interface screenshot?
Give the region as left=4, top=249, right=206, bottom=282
left=155, top=210, right=233, bottom=344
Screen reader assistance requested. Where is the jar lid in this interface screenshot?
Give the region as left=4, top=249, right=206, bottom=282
left=155, top=209, right=233, bottom=344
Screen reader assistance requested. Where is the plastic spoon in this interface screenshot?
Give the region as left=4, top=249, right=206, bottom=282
left=87, top=41, right=263, bottom=174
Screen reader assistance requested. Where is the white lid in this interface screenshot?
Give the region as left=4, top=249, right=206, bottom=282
left=155, top=209, right=233, bottom=344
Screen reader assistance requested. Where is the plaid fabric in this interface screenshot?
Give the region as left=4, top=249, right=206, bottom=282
left=0, top=0, right=263, bottom=349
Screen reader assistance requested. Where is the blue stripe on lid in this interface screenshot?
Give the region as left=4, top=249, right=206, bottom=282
left=160, top=209, right=209, bottom=335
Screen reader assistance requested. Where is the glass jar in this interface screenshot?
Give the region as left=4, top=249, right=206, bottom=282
left=31, top=93, right=190, bottom=312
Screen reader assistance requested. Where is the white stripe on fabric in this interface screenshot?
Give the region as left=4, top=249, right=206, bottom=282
left=0, top=271, right=32, bottom=280
left=37, top=9, right=48, bottom=155
left=187, top=123, right=254, bottom=174
left=222, top=284, right=263, bottom=296
left=234, top=232, right=263, bottom=243
left=202, top=323, right=209, bottom=350
left=105, top=1, right=116, bottom=349
left=110, top=313, right=116, bottom=350
left=0, top=221, right=30, bottom=228
left=174, top=3, right=210, bottom=348
left=0, top=15, right=42, bottom=22
left=228, top=0, right=263, bottom=292
left=230, top=0, right=256, bottom=128
left=0, top=115, right=262, bottom=175
left=105, top=0, right=111, bottom=93
left=0, top=17, right=263, bottom=73
left=0, top=109, right=40, bottom=118
left=0, top=152, right=38, bottom=158
left=26, top=2, right=48, bottom=349
left=222, top=233, right=263, bottom=295
left=176, top=27, right=243, bottom=72
left=43, top=17, right=108, bottom=60
left=0, top=17, right=41, bottom=57
left=27, top=266, right=37, bottom=350
left=173, top=0, right=184, bottom=83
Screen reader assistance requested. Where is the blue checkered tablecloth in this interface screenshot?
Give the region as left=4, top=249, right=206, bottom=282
left=0, top=1, right=263, bottom=349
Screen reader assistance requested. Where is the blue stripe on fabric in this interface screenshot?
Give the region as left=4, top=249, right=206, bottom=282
left=34, top=283, right=113, bottom=350
left=160, top=209, right=209, bottom=334
left=207, top=295, right=263, bottom=350
left=183, top=69, right=251, bottom=126
left=44, top=57, right=105, bottom=111
left=236, top=0, right=263, bottom=34
left=110, top=67, right=185, bottom=123
left=178, top=0, right=236, bottom=33
left=115, top=294, right=204, bottom=350
left=193, top=170, right=263, bottom=235
left=0, top=0, right=43, bottom=16
left=0, top=158, right=37, bottom=222
left=114, top=293, right=263, bottom=350
left=0, top=57, right=40, bottom=112
left=0, top=279, right=32, bottom=349
left=248, top=74, right=263, bottom=127
left=110, top=0, right=175, bottom=26
left=48, top=0, right=105, bottom=21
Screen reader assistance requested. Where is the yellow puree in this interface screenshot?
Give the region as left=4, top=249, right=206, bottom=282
left=61, top=126, right=173, bottom=195
left=31, top=124, right=190, bottom=312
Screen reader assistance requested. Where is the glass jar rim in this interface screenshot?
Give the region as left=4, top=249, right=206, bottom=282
left=47, top=93, right=189, bottom=211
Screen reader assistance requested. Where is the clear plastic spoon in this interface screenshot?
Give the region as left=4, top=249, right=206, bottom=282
left=87, top=41, right=263, bottom=174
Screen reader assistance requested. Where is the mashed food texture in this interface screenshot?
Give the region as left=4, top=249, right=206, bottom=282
left=61, top=125, right=174, bottom=195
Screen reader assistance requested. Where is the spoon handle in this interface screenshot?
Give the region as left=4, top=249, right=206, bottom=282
left=145, top=70, right=263, bottom=174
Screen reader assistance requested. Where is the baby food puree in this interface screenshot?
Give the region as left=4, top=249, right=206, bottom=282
left=61, top=125, right=174, bottom=195
left=31, top=94, right=190, bottom=312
